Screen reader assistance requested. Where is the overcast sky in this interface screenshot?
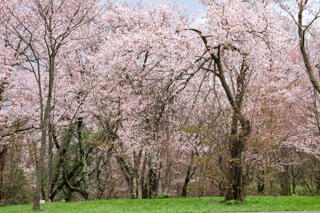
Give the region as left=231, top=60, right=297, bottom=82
left=126, top=0, right=206, bottom=25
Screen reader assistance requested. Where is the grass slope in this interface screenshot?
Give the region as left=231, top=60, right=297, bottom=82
left=1, top=196, right=320, bottom=213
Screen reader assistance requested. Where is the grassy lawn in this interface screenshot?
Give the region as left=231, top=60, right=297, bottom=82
left=1, top=196, right=320, bottom=213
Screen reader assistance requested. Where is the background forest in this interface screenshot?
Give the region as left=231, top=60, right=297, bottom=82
left=0, top=0, right=319, bottom=210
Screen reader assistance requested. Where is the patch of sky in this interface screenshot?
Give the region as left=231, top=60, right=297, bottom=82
left=125, top=0, right=206, bottom=26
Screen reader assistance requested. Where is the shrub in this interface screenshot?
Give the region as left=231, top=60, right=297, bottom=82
left=157, top=193, right=170, bottom=199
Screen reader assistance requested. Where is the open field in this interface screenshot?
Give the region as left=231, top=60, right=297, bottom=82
left=1, top=196, right=320, bottom=213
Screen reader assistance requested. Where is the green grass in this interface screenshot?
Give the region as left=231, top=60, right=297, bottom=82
left=1, top=196, right=320, bottom=213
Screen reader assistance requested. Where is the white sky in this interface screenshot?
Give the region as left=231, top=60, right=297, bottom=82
left=126, top=0, right=206, bottom=25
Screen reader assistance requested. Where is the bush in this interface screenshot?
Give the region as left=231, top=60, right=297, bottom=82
left=157, top=193, right=170, bottom=199
left=1, top=167, right=32, bottom=205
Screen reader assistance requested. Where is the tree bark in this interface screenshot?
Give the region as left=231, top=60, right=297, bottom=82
left=181, top=152, right=197, bottom=197
left=0, top=145, right=7, bottom=202
left=297, top=2, right=320, bottom=94
left=116, top=155, right=142, bottom=199
left=279, top=165, right=291, bottom=196
left=201, top=42, right=251, bottom=201
left=33, top=55, right=55, bottom=210
left=148, top=150, right=159, bottom=198
left=257, top=171, right=265, bottom=194
left=46, top=125, right=54, bottom=202
left=291, top=166, right=297, bottom=195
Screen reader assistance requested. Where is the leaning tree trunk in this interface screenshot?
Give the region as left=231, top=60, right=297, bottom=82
left=297, top=4, right=320, bottom=94
left=181, top=151, right=197, bottom=197
left=181, top=166, right=192, bottom=197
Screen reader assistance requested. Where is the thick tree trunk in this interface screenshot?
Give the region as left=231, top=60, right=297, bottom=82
left=148, top=150, right=159, bottom=198
left=226, top=117, right=242, bottom=201
left=130, top=177, right=142, bottom=199
left=225, top=155, right=243, bottom=201
left=279, top=165, right=291, bottom=196
left=225, top=112, right=250, bottom=201
left=77, top=117, right=91, bottom=200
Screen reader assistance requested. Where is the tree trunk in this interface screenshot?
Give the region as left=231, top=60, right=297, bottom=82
left=0, top=145, right=7, bottom=202
left=316, top=173, right=320, bottom=195
left=291, top=166, right=297, bottom=195
left=297, top=4, right=320, bottom=94
left=257, top=171, right=265, bottom=194
left=33, top=116, right=48, bottom=210
left=33, top=53, right=56, bottom=211
left=141, top=155, right=148, bottom=198
left=77, top=117, right=91, bottom=200
left=117, top=155, right=142, bottom=199
left=46, top=126, right=53, bottom=202
left=181, top=152, right=197, bottom=197
left=279, top=165, right=291, bottom=196
left=225, top=154, right=243, bottom=201
left=225, top=113, right=249, bottom=201
left=181, top=168, right=191, bottom=197
left=148, top=150, right=159, bottom=198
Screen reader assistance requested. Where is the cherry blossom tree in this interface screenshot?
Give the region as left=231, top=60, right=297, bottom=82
left=94, top=2, right=201, bottom=198
left=0, top=0, right=101, bottom=210
left=192, top=0, right=295, bottom=200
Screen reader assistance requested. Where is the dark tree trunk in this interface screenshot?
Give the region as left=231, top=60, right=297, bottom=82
left=147, top=151, right=159, bottom=198
left=225, top=113, right=249, bottom=201
left=46, top=126, right=53, bottom=202
left=279, top=165, right=291, bottom=196
left=257, top=171, right=265, bottom=194
left=181, top=169, right=191, bottom=197
left=181, top=152, right=197, bottom=197
left=225, top=154, right=243, bottom=201
left=148, top=166, right=158, bottom=198
left=297, top=3, right=320, bottom=94
left=0, top=145, right=7, bottom=202
left=141, top=155, right=148, bottom=198
left=316, top=172, right=320, bottom=195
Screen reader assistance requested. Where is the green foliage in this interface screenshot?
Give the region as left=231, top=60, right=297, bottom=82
left=2, top=167, right=32, bottom=205
left=225, top=199, right=241, bottom=205
left=1, top=196, right=320, bottom=213
left=156, top=193, right=170, bottom=199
